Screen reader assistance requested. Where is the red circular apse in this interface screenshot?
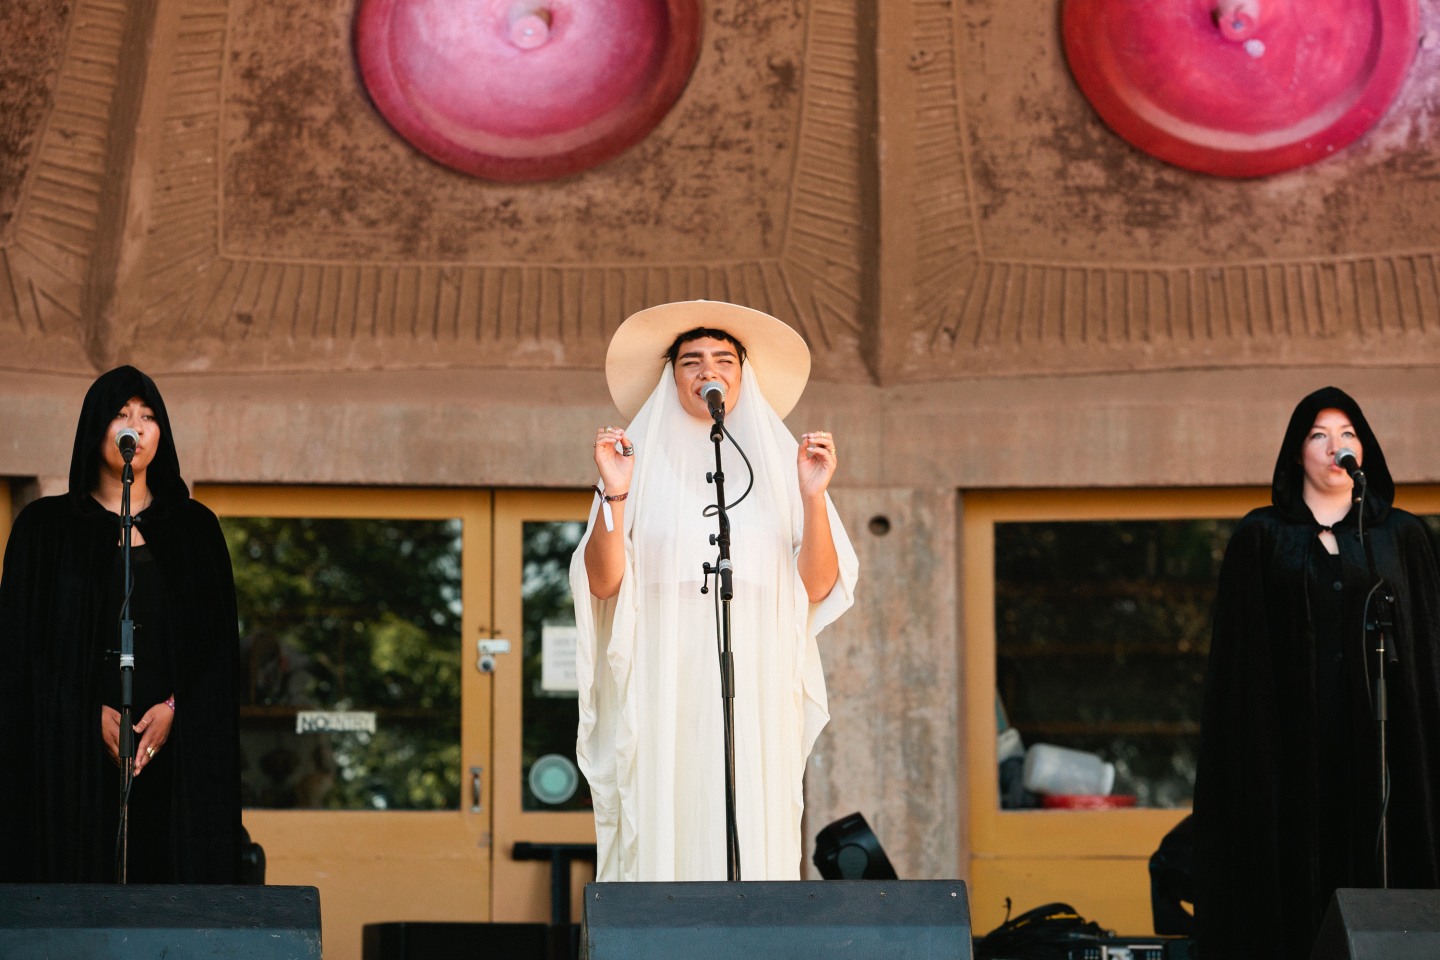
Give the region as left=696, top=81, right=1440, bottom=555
left=355, top=0, right=702, bottom=181
left=1062, top=0, right=1419, bottom=177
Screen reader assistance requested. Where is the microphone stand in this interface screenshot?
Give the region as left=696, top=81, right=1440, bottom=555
left=701, top=408, right=740, bottom=881
left=116, top=450, right=138, bottom=883
left=1351, top=471, right=1394, bottom=888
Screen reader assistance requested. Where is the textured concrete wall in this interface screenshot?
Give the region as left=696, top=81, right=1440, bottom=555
left=9, top=0, right=1439, bottom=383
left=5, top=0, right=1440, bottom=898
left=12, top=365, right=1440, bottom=494
left=806, top=486, right=963, bottom=880
left=0, top=0, right=68, bottom=235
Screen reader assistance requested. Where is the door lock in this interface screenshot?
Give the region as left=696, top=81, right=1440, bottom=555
left=477, top=638, right=511, bottom=673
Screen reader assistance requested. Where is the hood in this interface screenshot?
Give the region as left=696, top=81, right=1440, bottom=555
left=68, top=365, right=189, bottom=509
left=1271, top=385, right=1393, bottom=525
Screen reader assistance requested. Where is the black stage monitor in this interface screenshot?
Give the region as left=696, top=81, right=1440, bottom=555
left=0, top=883, right=322, bottom=960
left=1311, top=888, right=1440, bottom=960
left=582, top=879, right=971, bottom=960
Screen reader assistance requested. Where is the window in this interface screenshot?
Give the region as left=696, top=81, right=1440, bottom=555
left=994, top=516, right=1234, bottom=808
left=225, top=515, right=464, bottom=811
left=519, top=519, right=591, bottom=811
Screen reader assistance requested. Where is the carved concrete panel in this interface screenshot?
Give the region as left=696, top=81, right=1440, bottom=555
left=894, top=0, right=1440, bottom=379
left=4, top=0, right=1440, bottom=384
left=0, top=0, right=110, bottom=370
left=127, top=0, right=867, bottom=381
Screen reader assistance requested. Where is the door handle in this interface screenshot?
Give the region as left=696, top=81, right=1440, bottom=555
left=477, top=638, right=511, bottom=673
left=471, top=766, right=484, bottom=813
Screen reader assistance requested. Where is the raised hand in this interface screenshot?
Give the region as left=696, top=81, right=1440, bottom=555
left=797, top=430, right=837, bottom=499
left=593, top=425, right=635, bottom=496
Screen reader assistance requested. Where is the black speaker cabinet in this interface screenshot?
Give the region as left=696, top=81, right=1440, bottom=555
left=582, top=880, right=972, bottom=960
left=1310, top=888, right=1440, bottom=960
left=364, top=921, right=584, bottom=960
left=0, top=883, right=322, bottom=959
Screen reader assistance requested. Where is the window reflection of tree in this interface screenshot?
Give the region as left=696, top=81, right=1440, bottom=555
left=995, top=518, right=1236, bottom=808
left=224, top=516, right=463, bottom=812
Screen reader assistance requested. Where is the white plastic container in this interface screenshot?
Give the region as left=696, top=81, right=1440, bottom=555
left=997, top=727, right=1026, bottom=764
left=1022, top=743, right=1116, bottom=796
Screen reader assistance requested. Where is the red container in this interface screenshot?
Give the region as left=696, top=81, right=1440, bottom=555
left=1041, top=794, right=1139, bottom=810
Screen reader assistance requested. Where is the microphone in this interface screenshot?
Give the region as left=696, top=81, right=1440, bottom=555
left=1335, top=448, right=1364, bottom=485
left=116, top=428, right=139, bottom=463
left=700, top=380, right=726, bottom=423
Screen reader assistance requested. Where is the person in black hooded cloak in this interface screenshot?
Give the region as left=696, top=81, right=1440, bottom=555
left=1194, top=386, right=1440, bottom=959
left=0, top=366, right=241, bottom=882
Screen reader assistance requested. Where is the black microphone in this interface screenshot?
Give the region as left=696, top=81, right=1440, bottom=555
left=701, top=380, right=726, bottom=423
left=116, top=428, right=139, bottom=463
left=1335, top=447, right=1364, bottom=485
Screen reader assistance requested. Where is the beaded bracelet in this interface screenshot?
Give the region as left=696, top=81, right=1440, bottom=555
left=164, top=694, right=175, bottom=712
left=592, top=484, right=628, bottom=503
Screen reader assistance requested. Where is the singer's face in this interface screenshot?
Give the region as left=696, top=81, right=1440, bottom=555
left=673, top=336, right=742, bottom=421
left=1299, top=407, right=1361, bottom=498
left=98, top=396, right=161, bottom=479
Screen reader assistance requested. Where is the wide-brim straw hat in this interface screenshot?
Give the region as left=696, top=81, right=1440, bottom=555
left=605, top=300, right=812, bottom=420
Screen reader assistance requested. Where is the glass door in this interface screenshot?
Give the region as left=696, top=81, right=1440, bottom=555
left=490, top=490, right=596, bottom=923
left=198, top=485, right=494, bottom=960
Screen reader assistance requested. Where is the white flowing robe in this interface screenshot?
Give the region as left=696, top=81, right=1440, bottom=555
left=571, top=361, right=858, bottom=881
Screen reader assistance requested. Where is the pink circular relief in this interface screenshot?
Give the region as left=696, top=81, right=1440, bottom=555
left=1062, top=0, right=1419, bottom=177
left=355, top=0, right=702, bottom=181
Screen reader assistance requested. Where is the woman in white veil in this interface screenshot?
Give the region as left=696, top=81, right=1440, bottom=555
left=571, top=300, right=858, bottom=882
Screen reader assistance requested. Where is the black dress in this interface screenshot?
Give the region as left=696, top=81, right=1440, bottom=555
left=100, top=542, right=177, bottom=882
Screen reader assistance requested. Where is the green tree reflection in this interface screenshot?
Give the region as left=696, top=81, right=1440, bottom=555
left=223, top=516, right=462, bottom=811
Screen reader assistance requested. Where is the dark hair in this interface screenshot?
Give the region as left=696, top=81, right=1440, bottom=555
left=663, top=327, right=747, bottom=366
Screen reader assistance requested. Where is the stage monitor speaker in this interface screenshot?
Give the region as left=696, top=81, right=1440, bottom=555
left=363, top=921, right=581, bottom=960
left=582, top=879, right=972, bottom=960
left=1310, top=888, right=1440, bottom=960
left=0, top=883, right=322, bottom=960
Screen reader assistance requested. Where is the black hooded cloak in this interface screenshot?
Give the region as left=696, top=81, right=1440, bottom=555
left=1194, top=387, right=1440, bottom=959
left=0, top=366, right=241, bottom=882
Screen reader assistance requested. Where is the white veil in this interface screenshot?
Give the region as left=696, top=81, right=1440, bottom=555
left=570, top=360, right=857, bottom=880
